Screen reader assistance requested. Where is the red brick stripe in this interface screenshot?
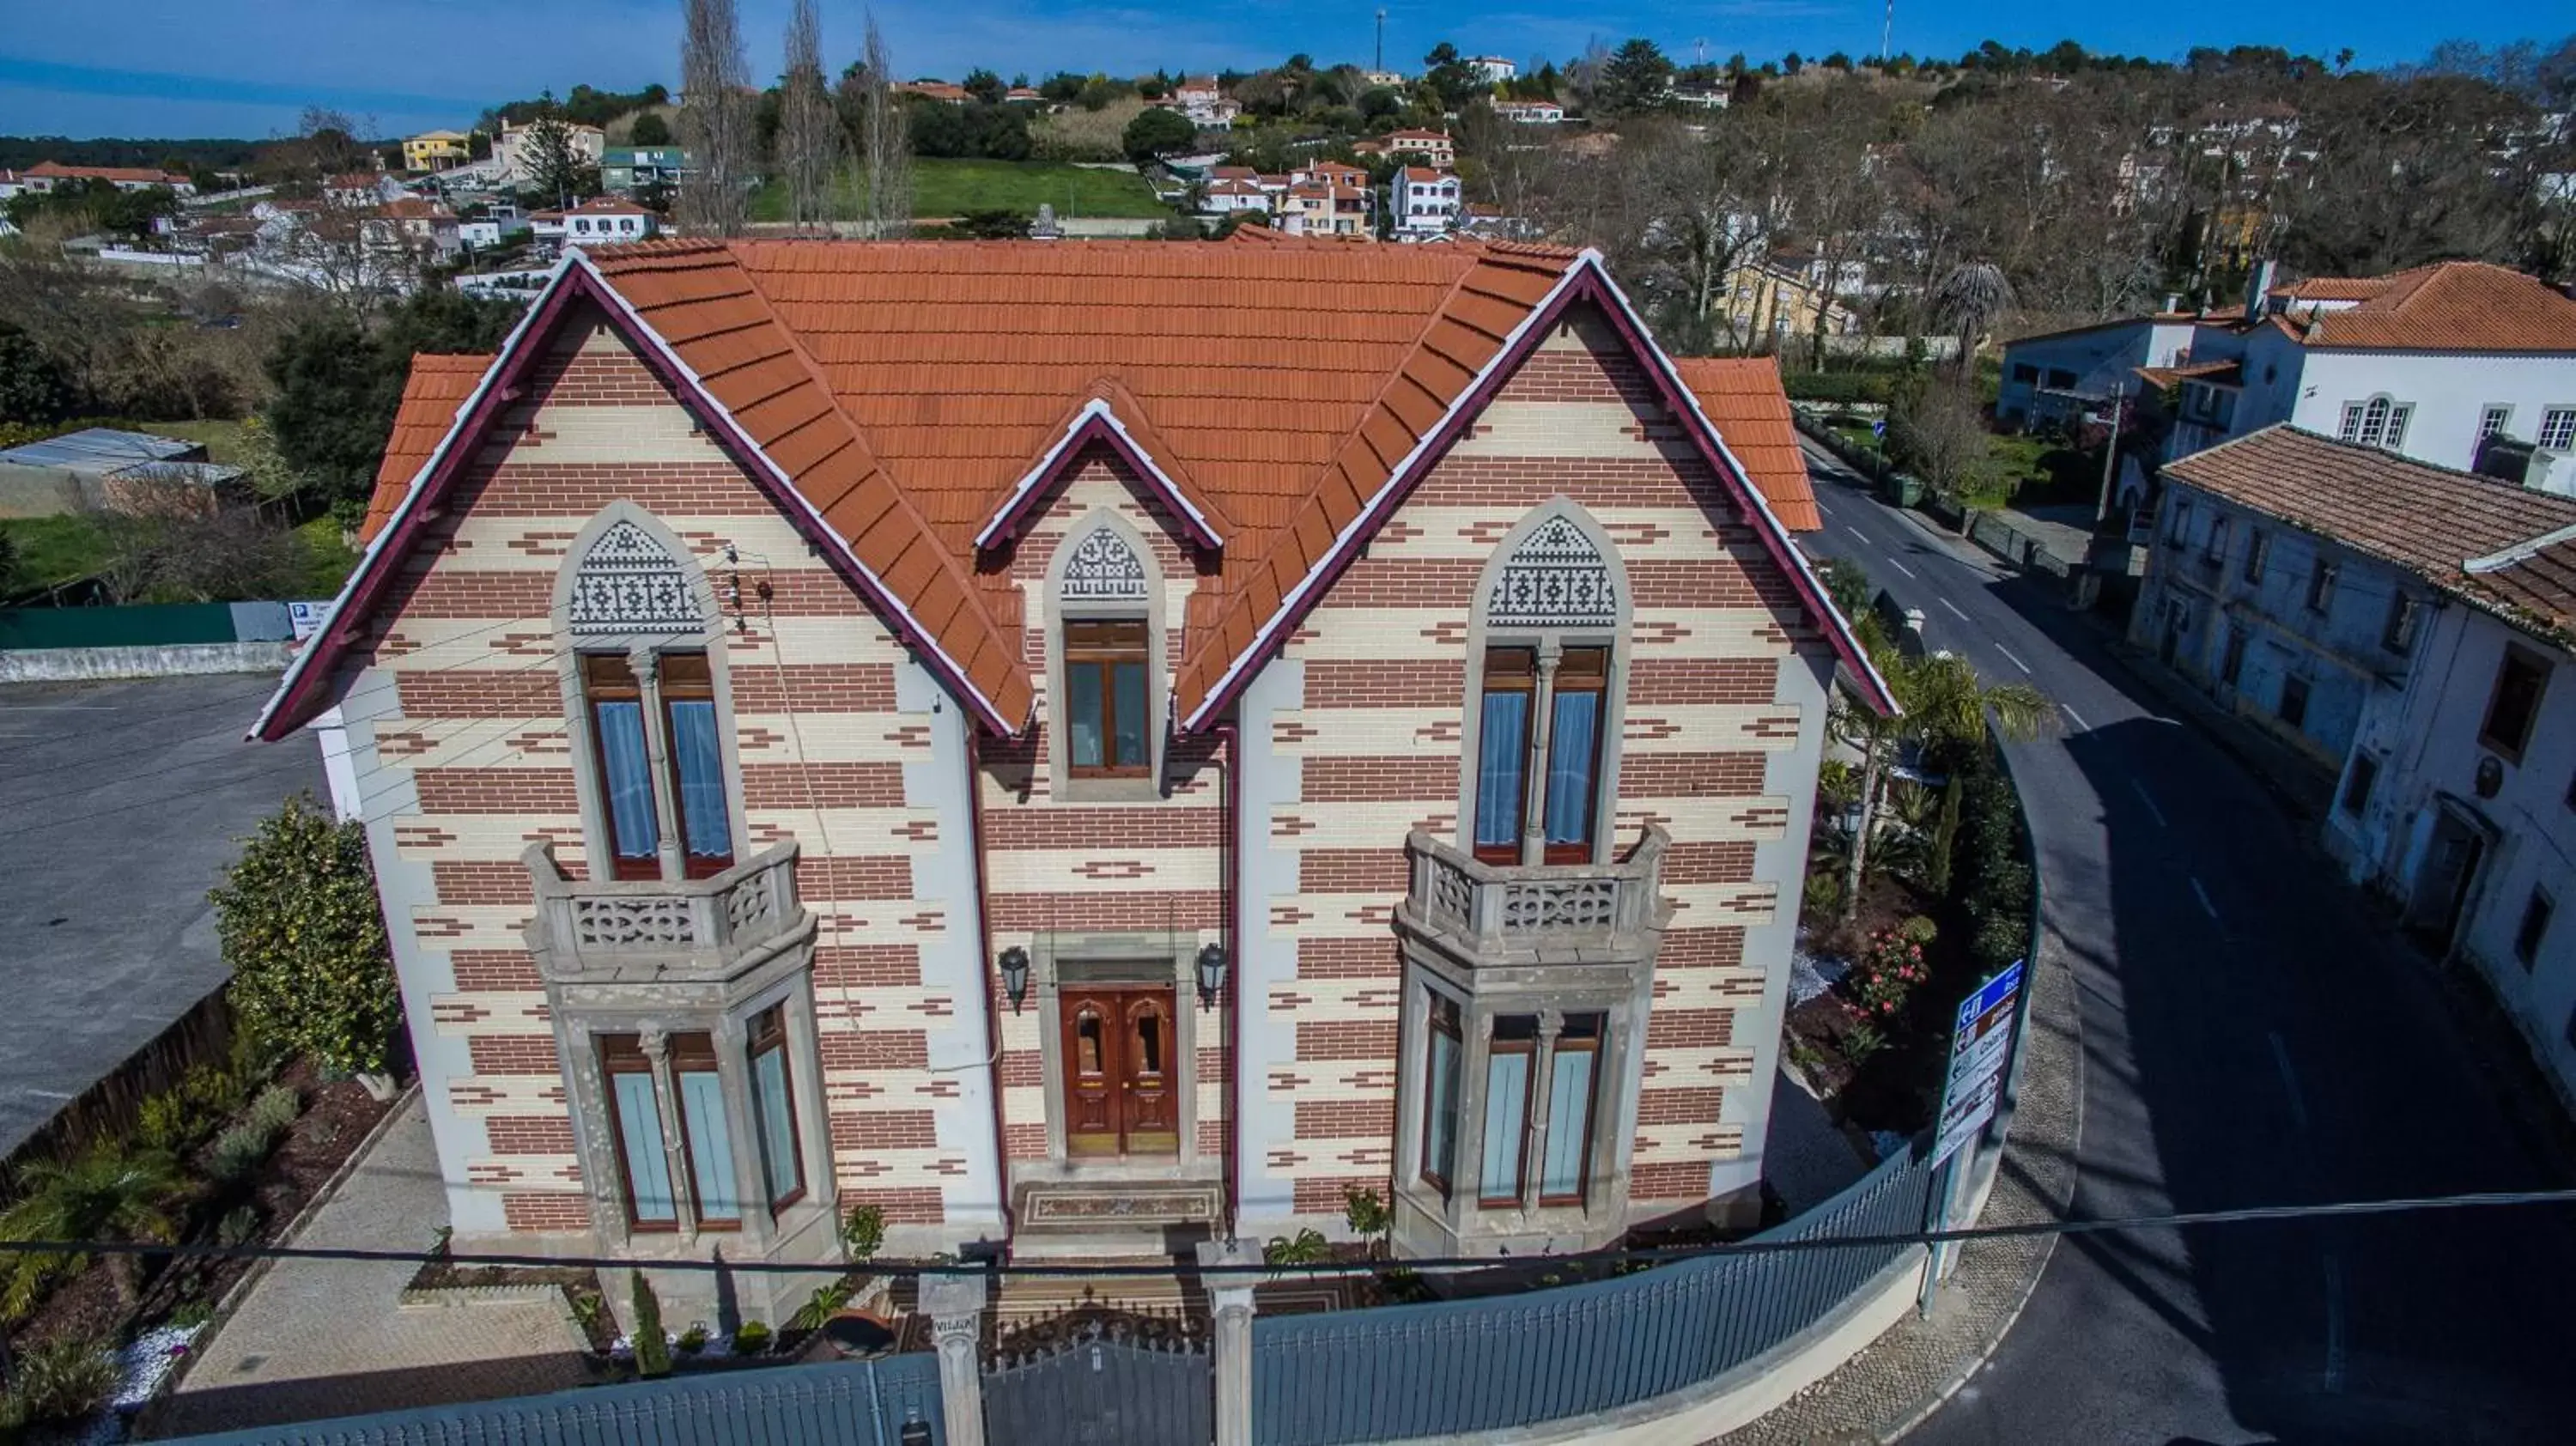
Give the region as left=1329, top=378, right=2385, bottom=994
left=416, top=766, right=581, bottom=815
left=1627, top=658, right=1777, bottom=706
left=1301, top=756, right=1456, bottom=804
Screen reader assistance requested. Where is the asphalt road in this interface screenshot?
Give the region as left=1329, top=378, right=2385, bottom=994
left=1794, top=440, right=2576, bottom=1446
left=0, top=672, right=321, bottom=1153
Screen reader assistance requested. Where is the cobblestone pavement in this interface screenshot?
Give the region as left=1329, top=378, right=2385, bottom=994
left=1723, top=925, right=2083, bottom=1445
left=146, top=1097, right=593, bottom=1439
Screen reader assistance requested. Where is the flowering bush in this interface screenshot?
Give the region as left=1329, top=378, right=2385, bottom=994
left=1842, top=919, right=1934, bottom=1022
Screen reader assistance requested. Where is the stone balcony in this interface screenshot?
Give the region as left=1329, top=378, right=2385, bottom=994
left=522, top=841, right=816, bottom=988
left=1394, top=827, right=1671, bottom=980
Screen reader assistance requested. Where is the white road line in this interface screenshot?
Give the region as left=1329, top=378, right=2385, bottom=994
left=1938, top=597, right=1971, bottom=621
left=2268, top=1030, right=2311, bottom=1133
left=2190, top=876, right=2221, bottom=924
left=2061, top=705, right=2090, bottom=732
left=2323, top=1253, right=2348, bottom=1393
left=2129, top=779, right=2168, bottom=828
left=1888, top=558, right=1919, bottom=580
left=1996, top=645, right=2032, bottom=674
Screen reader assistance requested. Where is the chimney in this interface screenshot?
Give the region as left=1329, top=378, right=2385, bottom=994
left=2245, top=258, right=2278, bottom=320
left=2164, top=292, right=2183, bottom=313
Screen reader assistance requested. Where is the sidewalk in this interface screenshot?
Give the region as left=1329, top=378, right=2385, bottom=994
left=143, top=1096, right=592, bottom=1439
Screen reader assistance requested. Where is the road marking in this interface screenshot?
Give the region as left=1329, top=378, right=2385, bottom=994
left=2061, top=705, right=2089, bottom=732
left=1938, top=597, right=1971, bottom=621
left=2268, top=1030, right=2311, bottom=1133
left=2323, top=1253, right=2348, bottom=1392
left=1887, top=558, right=1918, bottom=580
left=2190, top=876, right=2221, bottom=923
left=2129, top=779, right=2168, bottom=828
left=1996, top=645, right=2032, bottom=674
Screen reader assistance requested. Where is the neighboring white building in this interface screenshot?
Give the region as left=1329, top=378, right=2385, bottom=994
left=2154, top=428, right=2576, bottom=1115
left=532, top=197, right=657, bottom=247
left=1492, top=100, right=1564, bottom=125
left=326, top=171, right=407, bottom=208
left=1388, top=167, right=1461, bottom=236
left=1197, top=177, right=1274, bottom=216
left=1998, top=311, right=2205, bottom=428
left=15, top=161, right=196, bottom=196
left=1467, top=56, right=1517, bottom=85
left=1376, top=129, right=1455, bottom=170
left=1171, top=76, right=1240, bottom=129
left=365, top=198, right=461, bottom=262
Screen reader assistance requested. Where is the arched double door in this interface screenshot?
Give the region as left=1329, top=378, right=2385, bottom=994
left=1060, top=986, right=1180, bottom=1157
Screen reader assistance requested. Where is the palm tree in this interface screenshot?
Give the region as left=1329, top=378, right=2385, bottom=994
left=1838, top=648, right=2051, bottom=919
left=1930, top=260, right=2014, bottom=375
left=0, top=1146, right=186, bottom=1318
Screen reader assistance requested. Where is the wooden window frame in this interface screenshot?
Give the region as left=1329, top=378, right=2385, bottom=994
left=1536, top=1016, right=1602, bottom=1209
left=598, top=1035, right=676, bottom=1233
left=581, top=653, right=661, bottom=882
left=1478, top=1018, right=1537, bottom=1211
left=1541, top=647, right=1610, bottom=866
left=1063, top=617, right=1152, bottom=780
left=2480, top=644, right=2551, bottom=762
left=1419, top=993, right=1463, bottom=1195
left=746, top=1006, right=806, bottom=1215
left=657, top=652, right=733, bottom=879
left=1473, top=647, right=1537, bottom=865
left=666, top=1030, right=740, bottom=1233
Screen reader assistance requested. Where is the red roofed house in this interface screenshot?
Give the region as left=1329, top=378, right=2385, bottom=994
left=18, top=160, right=195, bottom=196
left=252, top=236, right=1883, bottom=1322
left=1389, top=167, right=1463, bottom=236
left=531, top=196, right=659, bottom=247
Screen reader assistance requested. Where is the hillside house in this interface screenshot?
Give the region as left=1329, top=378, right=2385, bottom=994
left=1389, top=167, right=1462, bottom=237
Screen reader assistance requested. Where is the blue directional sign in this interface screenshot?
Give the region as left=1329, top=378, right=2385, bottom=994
left=1932, top=960, right=2026, bottom=1168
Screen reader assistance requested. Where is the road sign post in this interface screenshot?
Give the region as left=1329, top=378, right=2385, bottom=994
left=1918, top=959, right=2026, bottom=1315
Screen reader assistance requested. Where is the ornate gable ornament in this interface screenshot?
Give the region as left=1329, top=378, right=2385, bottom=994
left=1486, top=513, right=1617, bottom=629
left=568, top=519, right=704, bottom=636
left=1061, top=526, right=1149, bottom=602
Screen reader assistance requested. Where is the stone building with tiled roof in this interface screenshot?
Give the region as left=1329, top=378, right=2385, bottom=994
left=251, top=235, right=1883, bottom=1322
left=2144, top=424, right=2576, bottom=1109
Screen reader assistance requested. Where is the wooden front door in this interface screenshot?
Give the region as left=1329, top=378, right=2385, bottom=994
left=1060, top=986, right=1180, bottom=1157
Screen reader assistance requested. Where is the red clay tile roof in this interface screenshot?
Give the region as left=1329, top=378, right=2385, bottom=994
left=2273, top=262, right=2576, bottom=352
left=2162, top=425, right=2576, bottom=637
left=28, top=161, right=185, bottom=185
left=360, top=355, right=492, bottom=544
left=1673, top=356, right=1820, bottom=532
left=2466, top=530, right=2576, bottom=640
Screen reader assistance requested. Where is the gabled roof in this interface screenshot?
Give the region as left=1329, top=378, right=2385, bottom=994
left=359, top=355, right=490, bottom=541
left=27, top=161, right=185, bottom=184
left=2162, top=424, right=2576, bottom=639
left=2272, top=261, right=2576, bottom=352
left=1672, top=357, right=1820, bottom=532
left=261, top=239, right=1895, bottom=742
left=972, top=383, right=1229, bottom=552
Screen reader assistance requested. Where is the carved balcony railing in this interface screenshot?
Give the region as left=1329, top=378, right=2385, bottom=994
left=1398, top=827, right=1669, bottom=967
left=524, top=841, right=812, bottom=984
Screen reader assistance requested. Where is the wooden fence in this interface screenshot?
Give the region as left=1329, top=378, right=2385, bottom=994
left=2, top=985, right=236, bottom=1188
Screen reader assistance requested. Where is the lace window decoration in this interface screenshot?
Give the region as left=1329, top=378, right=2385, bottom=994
left=568, top=519, right=704, bottom=636
left=1061, top=526, right=1149, bottom=602
left=1486, top=513, right=1617, bottom=629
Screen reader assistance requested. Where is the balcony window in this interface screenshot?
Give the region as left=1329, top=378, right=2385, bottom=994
left=1420, top=992, right=1462, bottom=1193
left=583, top=654, right=660, bottom=880
left=1469, top=505, right=1627, bottom=866
left=661, top=653, right=733, bottom=875
left=748, top=1005, right=805, bottom=1212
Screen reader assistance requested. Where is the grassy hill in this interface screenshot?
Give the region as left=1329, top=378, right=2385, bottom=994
left=750, top=158, right=1176, bottom=222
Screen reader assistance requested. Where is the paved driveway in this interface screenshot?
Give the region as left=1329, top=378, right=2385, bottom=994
left=0, top=672, right=320, bottom=1153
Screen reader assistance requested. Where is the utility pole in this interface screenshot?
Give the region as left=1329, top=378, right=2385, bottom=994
left=2094, top=387, right=2126, bottom=528
left=1375, top=9, right=1386, bottom=72
left=1881, top=0, right=1894, bottom=62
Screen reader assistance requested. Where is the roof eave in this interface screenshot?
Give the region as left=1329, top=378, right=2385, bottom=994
left=972, top=398, right=1227, bottom=554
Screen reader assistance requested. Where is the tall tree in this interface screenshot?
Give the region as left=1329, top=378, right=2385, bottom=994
left=519, top=93, right=591, bottom=209
left=1838, top=647, right=2050, bottom=919
left=1930, top=260, right=2014, bottom=373
left=1595, top=39, right=1676, bottom=116
left=857, top=10, right=912, bottom=238
left=678, top=0, right=753, bottom=236
left=779, top=0, right=841, bottom=230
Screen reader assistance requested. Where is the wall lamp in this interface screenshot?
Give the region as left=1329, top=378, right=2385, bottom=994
left=1195, top=943, right=1229, bottom=1012
left=997, top=946, right=1030, bottom=1014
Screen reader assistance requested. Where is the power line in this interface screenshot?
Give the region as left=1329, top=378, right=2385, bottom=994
left=3, top=1184, right=2571, bottom=1279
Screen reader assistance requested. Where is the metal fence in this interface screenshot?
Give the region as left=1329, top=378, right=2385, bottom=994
left=0, top=600, right=293, bottom=650
left=1248, top=1142, right=1938, bottom=1446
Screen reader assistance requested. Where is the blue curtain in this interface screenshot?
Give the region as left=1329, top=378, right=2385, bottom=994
left=611, top=1072, right=677, bottom=1223
left=1475, top=691, right=1528, bottom=850
left=665, top=699, right=731, bottom=861
left=750, top=1044, right=800, bottom=1207
left=595, top=701, right=657, bottom=862
left=1540, top=1048, right=1596, bottom=1200
left=678, top=1068, right=740, bottom=1223
left=1424, top=1026, right=1461, bottom=1186
left=1544, top=690, right=1600, bottom=846
left=1112, top=661, right=1148, bottom=769
left=1480, top=1048, right=1530, bottom=1201
left=1066, top=665, right=1103, bottom=768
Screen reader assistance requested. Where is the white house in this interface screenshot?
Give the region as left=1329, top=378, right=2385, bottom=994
left=1197, top=177, right=1274, bottom=216
left=1377, top=129, right=1455, bottom=170
left=15, top=161, right=195, bottom=197
left=2160, top=264, right=2576, bottom=494
left=1172, top=76, right=1240, bottom=129
left=1492, top=100, right=1564, bottom=125
left=365, top=198, right=461, bottom=262
left=1998, top=311, right=2205, bottom=428
left=532, top=197, right=657, bottom=247
left=325, top=171, right=406, bottom=208
left=1388, top=167, right=1461, bottom=236
left=1467, top=56, right=1517, bottom=85
left=2147, top=428, right=2576, bottom=1115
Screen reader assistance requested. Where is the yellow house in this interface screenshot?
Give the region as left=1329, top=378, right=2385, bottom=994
left=1720, top=260, right=1862, bottom=349
left=403, top=130, right=472, bottom=173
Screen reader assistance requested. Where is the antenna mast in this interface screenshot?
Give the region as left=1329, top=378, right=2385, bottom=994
left=1376, top=9, right=1387, bottom=71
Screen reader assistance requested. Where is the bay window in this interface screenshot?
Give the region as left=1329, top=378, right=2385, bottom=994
left=748, top=1006, right=805, bottom=1212
left=670, top=1033, right=739, bottom=1228
left=598, top=1020, right=808, bottom=1234
left=602, top=1035, right=677, bottom=1229
left=1479, top=1017, right=1537, bottom=1207
left=1539, top=1015, right=1602, bottom=1206
left=1420, top=993, right=1462, bottom=1192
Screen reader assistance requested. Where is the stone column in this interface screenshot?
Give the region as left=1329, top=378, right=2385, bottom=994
left=1521, top=640, right=1562, bottom=866
left=1196, top=1237, right=1263, bottom=1446
left=1522, top=1009, right=1563, bottom=1212
left=629, top=645, right=683, bottom=878
left=638, top=1026, right=696, bottom=1243
left=919, top=1269, right=988, bottom=1446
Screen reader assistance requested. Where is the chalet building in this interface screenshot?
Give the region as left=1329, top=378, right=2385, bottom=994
left=253, top=234, right=1884, bottom=1322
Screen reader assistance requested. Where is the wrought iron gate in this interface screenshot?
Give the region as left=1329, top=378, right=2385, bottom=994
left=981, top=1319, right=1212, bottom=1446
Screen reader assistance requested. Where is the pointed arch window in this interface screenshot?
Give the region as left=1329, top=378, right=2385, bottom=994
left=1048, top=515, right=1165, bottom=799
left=1470, top=507, right=1625, bottom=866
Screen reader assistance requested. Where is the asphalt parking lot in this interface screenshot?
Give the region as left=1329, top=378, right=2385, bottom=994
left=0, top=671, right=320, bottom=1152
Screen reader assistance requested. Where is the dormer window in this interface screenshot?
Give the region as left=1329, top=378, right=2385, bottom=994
left=1047, top=513, right=1166, bottom=800
left=1064, top=619, right=1150, bottom=778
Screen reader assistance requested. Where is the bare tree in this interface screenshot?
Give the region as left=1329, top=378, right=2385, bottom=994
left=857, top=9, right=912, bottom=238
left=678, top=0, right=753, bottom=236
left=779, top=0, right=841, bottom=230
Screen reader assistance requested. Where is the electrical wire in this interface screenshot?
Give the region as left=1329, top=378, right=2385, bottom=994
left=3, top=1185, right=2572, bottom=1279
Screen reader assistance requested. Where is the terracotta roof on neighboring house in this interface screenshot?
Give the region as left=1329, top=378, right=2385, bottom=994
left=2465, top=532, right=2576, bottom=639
left=1672, top=356, right=1820, bottom=532
left=27, top=161, right=186, bottom=185
left=2135, top=360, right=2241, bottom=389
left=1208, top=166, right=1256, bottom=180
left=2162, top=425, right=2576, bottom=636
left=360, top=355, right=494, bottom=541
left=2271, top=261, right=2576, bottom=352
left=1397, top=167, right=1448, bottom=184
left=268, top=236, right=1895, bottom=741
left=327, top=172, right=382, bottom=189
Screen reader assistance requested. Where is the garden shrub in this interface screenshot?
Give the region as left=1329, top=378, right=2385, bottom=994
left=631, top=1271, right=671, bottom=1377
left=206, top=1116, right=281, bottom=1187
left=731, top=1319, right=772, bottom=1354
left=211, top=794, right=401, bottom=1078
left=134, top=1089, right=201, bottom=1154
left=0, top=1335, right=118, bottom=1427
left=246, top=1083, right=301, bottom=1136
left=840, top=1201, right=884, bottom=1260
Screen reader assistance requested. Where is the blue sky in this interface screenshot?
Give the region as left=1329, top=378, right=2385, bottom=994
left=2, top=1, right=2570, bottom=140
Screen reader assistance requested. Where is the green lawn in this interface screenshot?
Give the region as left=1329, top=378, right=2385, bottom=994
left=750, top=158, right=1177, bottom=222
left=0, top=513, right=116, bottom=589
